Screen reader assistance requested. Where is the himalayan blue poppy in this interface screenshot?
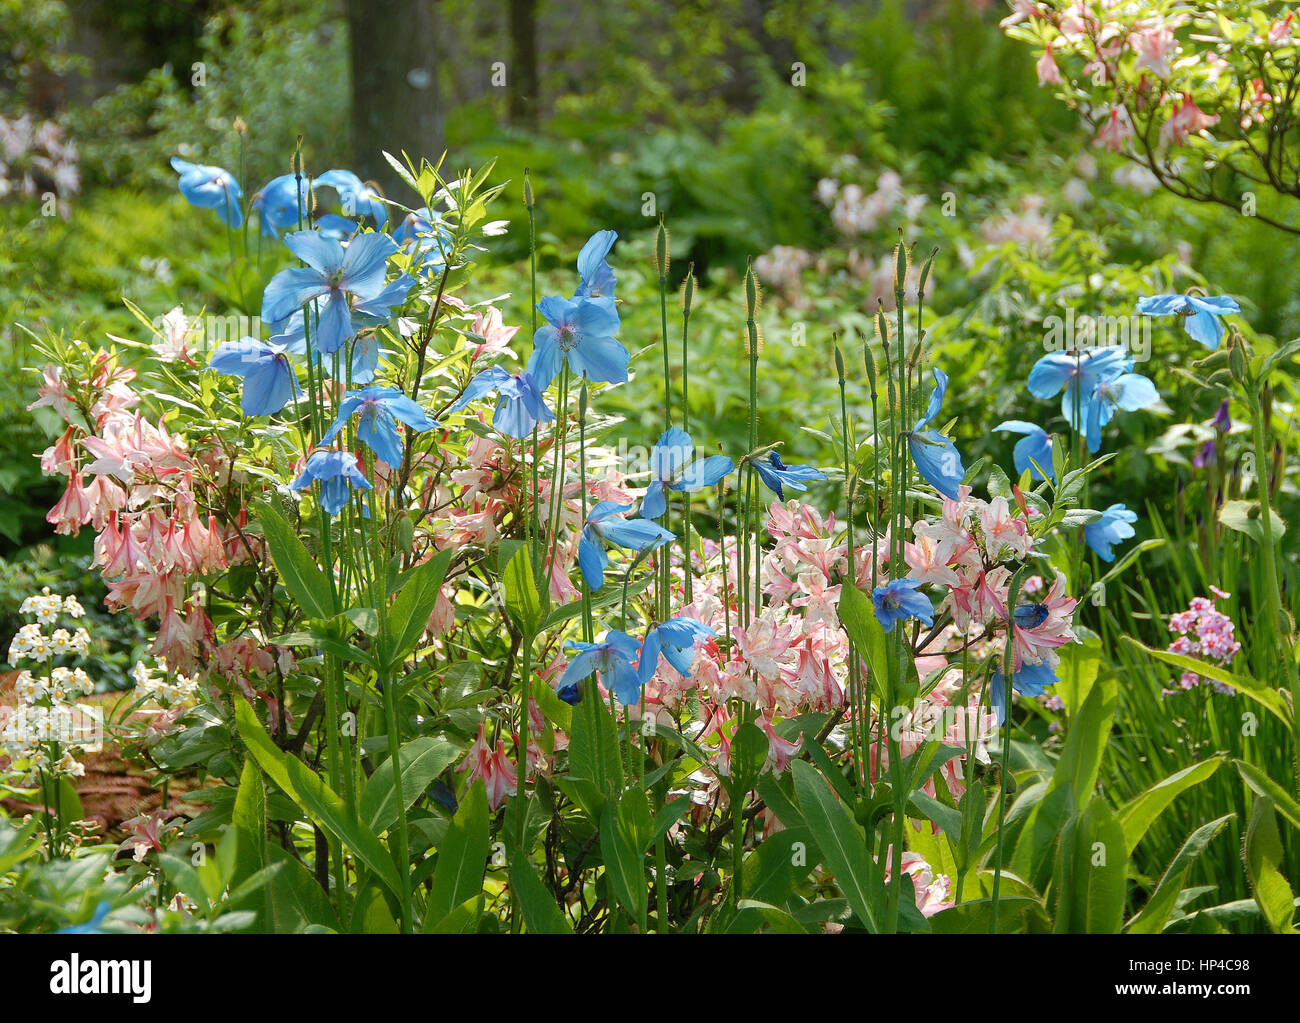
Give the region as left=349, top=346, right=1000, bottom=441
left=1137, top=293, right=1240, bottom=350
left=290, top=449, right=373, bottom=516
left=320, top=386, right=439, bottom=468
left=170, top=156, right=243, bottom=227
left=993, top=420, right=1055, bottom=482
left=990, top=660, right=1058, bottom=724
left=575, top=230, right=617, bottom=301
left=314, top=169, right=388, bottom=228
left=640, top=428, right=734, bottom=519
left=208, top=338, right=302, bottom=416
left=262, top=230, right=399, bottom=355
left=907, top=368, right=965, bottom=500
left=251, top=174, right=308, bottom=238
left=638, top=616, right=715, bottom=682
left=578, top=501, right=674, bottom=591
left=1084, top=503, right=1137, bottom=562
left=449, top=365, right=554, bottom=439
left=872, top=578, right=934, bottom=633
left=530, top=295, right=627, bottom=386
left=558, top=631, right=644, bottom=706
left=751, top=451, right=826, bottom=500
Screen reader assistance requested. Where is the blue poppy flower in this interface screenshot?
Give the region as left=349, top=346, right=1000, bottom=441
left=575, top=230, right=617, bottom=301
left=578, top=501, right=675, bottom=591
left=1084, top=503, right=1137, bottom=562
left=320, top=386, right=439, bottom=468
left=990, top=660, right=1058, bottom=724
left=1012, top=602, right=1049, bottom=629
left=314, top=169, right=387, bottom=228
left=906, top=368, right=965, bottom=500
left=558, top=630, right=644, bottom=706
left=872, top=578, right=934, bottom=633
left=208, top=339, right=302, bottom=416
left=448, top=365, right=554, bottom=439
left=1137, top=293, right=1240, bottom=350
left=751, top=451, right=827, bottom=500
left=262, top=230, right=399, bottom=355
left=993, top=420, right=1055, bottom=482
left=271, top=282, right=408, bottom=386
left=251, top=174, right=308, bottom=238
left=530, top=296, right=627, bottom=385
left=170, top=156, right=243, bottom=227
left=315, top=214, right=360, bottom=240
left=290, top=449, right=373, bottom=516
left=638, top=616, right=715, bottom=683
left=1027, top=348, right=1127, bottom=416
left=640, top=428, right=734, bottom=519
left=1065, top=358, right=1160, bottom=454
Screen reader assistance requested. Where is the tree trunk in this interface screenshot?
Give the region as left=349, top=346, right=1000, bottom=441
left=508, top=0, right=539, bottom=129
left=346, top=0, right=443, bottom=196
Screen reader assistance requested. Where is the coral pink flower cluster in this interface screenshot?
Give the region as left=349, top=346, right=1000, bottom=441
left=32, top=347, right=274, bottom=692
left=1163, top=588, right=1241, bottom=696
left=1015, top=3, right=1244, bottom=153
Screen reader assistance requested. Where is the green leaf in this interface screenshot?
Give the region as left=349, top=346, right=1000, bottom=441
left=1052, top=634, right=1101, bottom=717
left=234, top=697, right=402, bottom=896
left=569, top=687, right=620, bottom=800
left=1219, top=499, right=1286, bottom=546
left=1124, top=637, right=1291, bottom=725
left=502, top=545, right=546, bottom=637
left=252, top=500, right=336, bottom=620
left=1244, top=797, right=1297, bottom=933
left=427, top=894, right=485, bottom=934
left=1053, top=798, right=1127, bottom=934
left=385, top=548, right=454, bottom=667
left=790, top=759, right=880, bottom=932
left=509, top=858, right=572, bottom=933
left=735, top=899, right=809, bottom=933
left=1010, top=783, right=1075, bottom=895
left=360, top=737, right=461, bottom=833
left=930, top=897, right=1051, bottom=934
left=1127, top=814, right=1232, bottom=934
left=228, top=854, right=340, bottom=933
left=743, top=826, right=817, bottom=906
left=838, top=582, right=890, bottom=693
left=231, top=757, right=268, bottom=888
left=600, top=788, right=651, bottom=930
left=424, top=779, right=490, bottom=930
left=1235, top=759, right=1300, bottom=835
left=727, top=721, right=768, bottom=799
left=1048, top=672, right=1115, bottom=808
left=1119, top=756, right=1224, bottom=855
left=273, top=630, right=375, bottom=668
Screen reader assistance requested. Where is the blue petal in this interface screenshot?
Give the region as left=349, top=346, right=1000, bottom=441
left=639, top=481, right=668, bottom=520
left=566, top=333, right=629, bottom=384
left=673, top=454, right=734, bottom=492
left=908, top=431, right=964, bottom=500
left=578, top=532, right=609, bottom=590
left=357, top=408, right=405, bottom=466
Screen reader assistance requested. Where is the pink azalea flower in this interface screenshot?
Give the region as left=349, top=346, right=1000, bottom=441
left=460, top=723, right=518, bottom=811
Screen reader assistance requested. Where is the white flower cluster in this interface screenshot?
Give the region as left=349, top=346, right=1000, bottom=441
left=132, top=659, right=200, bottom=715
left=1, top=590, right=96, bottom=784
left=0, top=114, right=80, bottom=214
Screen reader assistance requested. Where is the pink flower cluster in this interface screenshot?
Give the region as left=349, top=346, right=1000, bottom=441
left=33, top=347, right=270, bottom=686
left=1163, top=587, right=1240, bottom=696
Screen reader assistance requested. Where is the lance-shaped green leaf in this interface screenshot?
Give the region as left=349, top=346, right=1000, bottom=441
left=252, top=499, right=336, bottom=620
left=791, top=759, right=881, bottom=932
left=385, top=548, right=454, bottom=667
